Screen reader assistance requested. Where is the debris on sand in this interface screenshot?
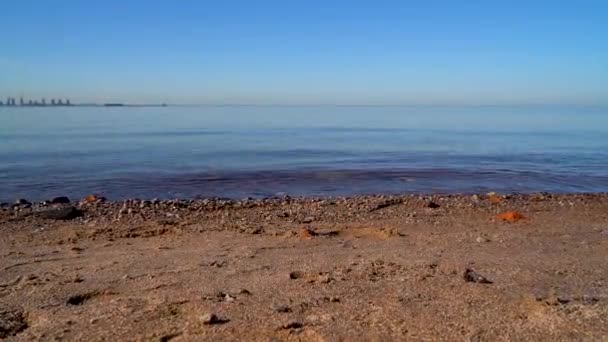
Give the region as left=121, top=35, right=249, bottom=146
left=201, top=313, right=226, bottom=325
left=273, top=304, right=292, bottom=313
left=280, top=320, right=303, bottom=330
left=289, top=271, right=304, bottom=280
left=301, top=216, right=315, bottom=224
left=427, top=201, right=441, bottom=209
left=476, top=236, right=490, bottom=243
left=497, top=211, right=526, bottom=222
left=299, top=227, right=318, bottom=239
left=0, top=308, right=28, bottom=338
left=464, top=268, right=493, bottom=284
left=488, top=194, right=503, bottom=204
left=84, top=194, right=106, bottom=203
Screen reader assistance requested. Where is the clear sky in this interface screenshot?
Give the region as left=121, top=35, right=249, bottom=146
left=1, top=0, right=607, bottom=105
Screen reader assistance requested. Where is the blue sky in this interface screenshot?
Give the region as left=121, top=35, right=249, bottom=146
left=1, top=1, right=607, bottom=105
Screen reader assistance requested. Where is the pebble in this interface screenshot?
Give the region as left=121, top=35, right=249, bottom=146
left=427, top=201, right=440, bottom=209
left=476, top=236, right=489, bottom=243
left=299, top=227, right=317, bottom=239
left=280, top=320, right=303, bottom=330
left=273, top=304, right=292, bottom=313
left=201, top=313, right=221, bottom=325
left=289, top=271, right=304, bottom=279
left=302, top=216, right=315, bottom=223
left=15, top=198, right=31, bottom=205
left=464, top=268, right=493, bottom=284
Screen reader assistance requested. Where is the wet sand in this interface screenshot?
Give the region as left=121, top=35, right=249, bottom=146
left=1, top=193, right=608, bottom=341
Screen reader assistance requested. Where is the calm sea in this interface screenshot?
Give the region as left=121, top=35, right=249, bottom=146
left=1, top=105, right=607, bottom=201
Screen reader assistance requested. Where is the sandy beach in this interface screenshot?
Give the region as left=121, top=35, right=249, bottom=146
left=1, top=193, right=607, bottom=341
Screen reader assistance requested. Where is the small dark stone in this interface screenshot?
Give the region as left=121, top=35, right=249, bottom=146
left=209, top=260, right=226, bottom=268
left=159, top=333, right=181, bottom=342
left=0, top=202, right=9, bottom=208
left=66, top=292, right=97, bottom=305
left=427, top=201, right=441, bottom=209
left=324, top=296, right=340, bottom=302
left=37, top=206, right=83, bottom=220
left=247, top=227, right=264, bottom=234
left=273, top=304, right=292, bottom=313
left=289, top=271, right=304, bottom=279
left=238, top=289, right=252, bottom=295
left=50, top=196, right=70, bottom=204
left=281, top=320, right=303, bottom=330
left=14, top=199, right=30, bottom=205
left=464, top=268, right=493, bottom=284
left=201, top=313, right=228, bottom=325
left=201, top=313, right=218, bottom=324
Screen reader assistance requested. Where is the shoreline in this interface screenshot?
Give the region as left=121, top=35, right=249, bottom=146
left=2, top=192, right=608, bottom=340
left=2, top=192, right=608, bottom=222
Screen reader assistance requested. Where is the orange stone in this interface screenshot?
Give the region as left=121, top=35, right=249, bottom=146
left=299, top=227, right=318, bottom=239
left=85, top=194, right=99, bottom=203
left=497, top=211, right=526, bottom=222
left=488, top=195, right=503, bottom=204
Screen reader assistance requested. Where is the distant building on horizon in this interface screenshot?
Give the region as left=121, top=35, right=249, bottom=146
left=1, top=96, right=74, bottom=106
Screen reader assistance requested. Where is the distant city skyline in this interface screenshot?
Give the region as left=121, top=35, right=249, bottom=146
left=1, top=96, right=71, bottom=107
left=1, top=1, right=607, bottom=106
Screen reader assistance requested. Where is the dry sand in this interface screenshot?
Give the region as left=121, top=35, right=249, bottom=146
left=1, top=193, right=608, bottom=341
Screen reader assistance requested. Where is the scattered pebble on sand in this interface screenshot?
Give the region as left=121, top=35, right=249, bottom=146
left=464, top=268, right=493, bottom=284
left=280, top=320, right=303, bottom=330
left=427, top=201, right=441, bottom=209
left=201, top=313, right=224, bottom=325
